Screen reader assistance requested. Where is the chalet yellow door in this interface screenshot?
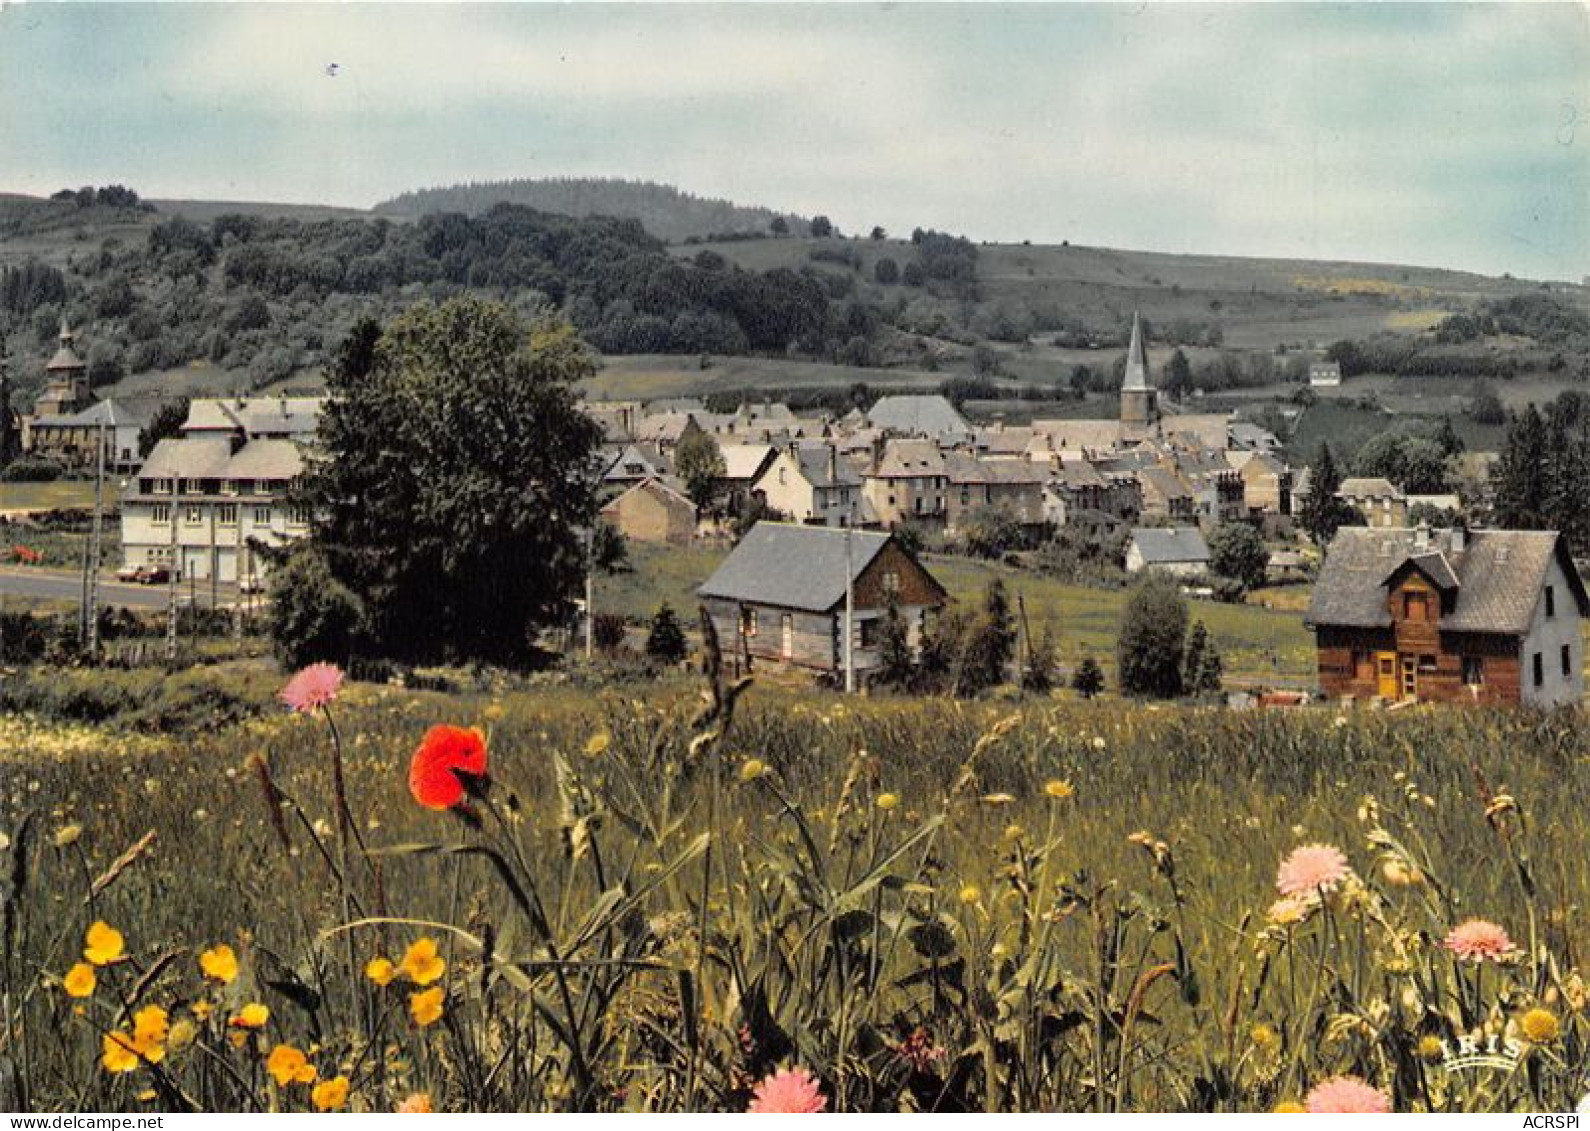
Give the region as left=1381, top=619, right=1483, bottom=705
left=1376, top=653, right=1398, bottom=699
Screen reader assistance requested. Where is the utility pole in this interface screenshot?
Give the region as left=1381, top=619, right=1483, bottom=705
left=843, top=499, right=855, bottom=694
left=165, top=492, right=179, bottom=664
left=583, top=527, right=594, bottom=660
left=86, top=416, right=106, bottom=660
left=233, top=518, right=245, bottom=641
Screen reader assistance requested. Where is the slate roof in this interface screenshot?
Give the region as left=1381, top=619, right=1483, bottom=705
left=944, top=453, right=1047, bottom=485
left=871, top=439, right=946, bottom=478
left=1305, top=527, right=1590, bottom=634
left=1129, top=526, right=1210, bottom=564
left=1032, top=419, right=1120, bottom=453
left=137, top=436, right=305, bottom=483
left=1338, top=477, right=1402, bottom=500
left=183, top=397, right=322, bottom=438
left=776, top=443, right=861, bottom=488
left=698, top=522, right=937, bottom=613
left=32, top=398, right=158, bottom=430
left=866, top=395, right=969, bottom=440
left=718, top=443, right=776, bottom=482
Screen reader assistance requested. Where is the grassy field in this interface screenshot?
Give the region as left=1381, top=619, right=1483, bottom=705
left=4, top=663, right=1589, bottom=1112
left=600, top=542, right=1315, bottom=686
left=0, top=479, right=118, bottom=512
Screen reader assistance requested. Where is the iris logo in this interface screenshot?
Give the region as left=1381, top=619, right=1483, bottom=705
left=1438, top=1033, right=1523, bottom=1074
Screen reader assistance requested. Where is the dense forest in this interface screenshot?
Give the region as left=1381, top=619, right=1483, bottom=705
left=374, top=177, right=806, bottom=243
left=0, top=199, right=987, bottom=396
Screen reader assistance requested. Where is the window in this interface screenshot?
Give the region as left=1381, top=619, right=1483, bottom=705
left=218, top=504, right=238, bottom=527
left=1462, top=656, right=1485, bottom=686
left=1418, top=654, right=1437, bottom=673
left=1402, top=592, right=1429, bottom=622
left=778, top=467, right=788, bottom=486
left=184, top=505, right=202, bottom=526
left=859, top=618, right=880, bottom=648
left=741, top=607, right=759, bottom=638
left=151, top=504, right=170, bottom=525
left=882, top=569, right=901, bottom=595
left=253, top=506, right=272, bottom=525
left=960, top=487, right=970, bottom=505
left=1533, top=652, right=1545, bottom=687
left=288, top=507, right=312, bottom=527
left=1545, top=585, right=1556, bottom=618
left=1562, top=643, right=1573, bottom=678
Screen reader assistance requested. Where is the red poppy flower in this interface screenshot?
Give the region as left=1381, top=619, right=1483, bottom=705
left=408, top=725, right=488, bottom=810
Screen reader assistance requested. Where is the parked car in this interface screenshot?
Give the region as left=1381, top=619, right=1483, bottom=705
left=115, top=564, right=142, bottom=582
left=136, top=565, right=170, bottom=585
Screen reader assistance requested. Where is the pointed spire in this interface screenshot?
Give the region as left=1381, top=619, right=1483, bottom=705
left=1121, top=312, right=1151, bottom=392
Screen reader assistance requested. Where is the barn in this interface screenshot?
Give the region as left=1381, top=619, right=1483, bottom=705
left=697, top=522, right=947, bottom=676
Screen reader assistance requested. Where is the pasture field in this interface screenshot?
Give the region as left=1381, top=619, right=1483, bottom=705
left=3, top=666, right=1588, bottom=1113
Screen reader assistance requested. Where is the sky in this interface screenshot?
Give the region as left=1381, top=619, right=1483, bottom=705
left=1, top=2, right=1587, bottom=281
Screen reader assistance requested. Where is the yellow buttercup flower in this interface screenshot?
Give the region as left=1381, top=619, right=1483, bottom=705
left=62, top=962, right=96, bottom=999
left=267, top=1044, right=318, bottom=1087
left=1250, top=1022, right=1279, bottom=1051
left=583, top=732, right=610, bottom=758
left=1273, top=1101, right=1306, bottom=1113
left=365, top=956, right=397, bottom=986
left=409, top=986, right=445, bottom=1028
left=399, top=938, right=445, bottom=986
left=875, top=793, right=900, bottom=812
left=191, top=1000, right=214, bottom=1022
left=958, top=885, right=982, bottom=906
left=311, top=1075, right=350, bottom=1111
left=1417, top=1034, right=1445, bottom=1062
left=133, top=1005, right=169, bottom=1051
left=101, top=1032, right=141, bottom=1074
left=229, top=1003, right=270, bottom=1030
left=83, top=921, right=125, bottom=966
left=1044, top=779, right=1074, bottom=800
left=738, top=758, right=768, bottom=783
left=199, top=944, right=239, bottom=985
left=1520, top=1007, right=1560, bottom=1044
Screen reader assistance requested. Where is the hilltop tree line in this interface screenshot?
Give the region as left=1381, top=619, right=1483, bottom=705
left=1490, top=391, right=1590, bottom=554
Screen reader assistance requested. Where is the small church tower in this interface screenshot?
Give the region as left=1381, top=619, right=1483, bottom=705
left=34, top=320, right=94, bottom=418
left=1119, top=311, right=1159, bottom=433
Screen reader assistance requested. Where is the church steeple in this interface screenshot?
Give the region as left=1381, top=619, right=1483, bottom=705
left=1119, top=311, right=1160, bottom=431
left=1122, top=311, right=1151, bottom=392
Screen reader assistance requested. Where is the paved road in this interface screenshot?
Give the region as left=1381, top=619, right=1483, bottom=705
left=0, top=567, right=236, bottom=610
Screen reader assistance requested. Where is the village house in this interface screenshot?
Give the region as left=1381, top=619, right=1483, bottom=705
left=697, top=522, right=947, bottom=677
left=600, top=476, right=697, bottom=544
left=1309, top=361, right=1343, bottom=388
left=1045, top=460, right=1141, bottom=529
left=634, top=411, right=703, bottom=454
left=28, top=397, right=156, bottom=473
left=944, top=454, right=1048, bottom=532
left=181, top=396, right=322, bottom=442
left=752, top=441, right=866, bottom=527
left=862, top=438, right=947, bottom=527
left=602, top=442, right=673, bottom=489
left=716, top=443, right=778, bottom=516
left=1125, top=526, right=1211, bottom=577
left=1227, top=450, right=1293, bottom=517
left=1306, top=525, right=1588, bottom=706
left=120, top=436, right=306, bottom=585
left=1339, top=477, right=1408, bottom=529
left=1136, top=466, right=1197, bottom=523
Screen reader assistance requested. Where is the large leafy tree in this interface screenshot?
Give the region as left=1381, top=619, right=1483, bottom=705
left=282, top=297, right=603, bottom=665
left=1206, top=522, right=1270, bottom=592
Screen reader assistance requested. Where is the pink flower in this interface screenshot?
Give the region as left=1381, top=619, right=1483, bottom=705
left=748, top=1067, right=827, bottom=1113
left=280, top=663, right=344, bottom=714
left=1443, top=918, right=1517, bottom=964
left=1305, top=1075, right=1391, bottom=1113
left=1276, top=843, right=1352, bottom=898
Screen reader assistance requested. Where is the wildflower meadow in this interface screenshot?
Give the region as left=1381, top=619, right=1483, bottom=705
left=3, top=650, right=1589, bottom=1113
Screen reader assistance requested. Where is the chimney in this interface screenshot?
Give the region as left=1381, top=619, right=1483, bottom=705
left=1449, top=522, right=1468, bottom=554
left=827, top=443, right=838, bottom=485
left=1414, top=521, right=1430, bottom=552
left=871, top=434, right=885, bottom=475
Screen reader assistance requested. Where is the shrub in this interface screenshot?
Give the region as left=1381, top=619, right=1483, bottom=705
left=267, top=545, right=366, bottom=669
left=1116, top=574, right=1187, bottom=698
left=0, top=457, right=64, bottom=482
left=1071, top=654, right=1105, bottom=698
left=591, top=612, right=628, bottom=654
left=644, top=604, right=688, bottom=665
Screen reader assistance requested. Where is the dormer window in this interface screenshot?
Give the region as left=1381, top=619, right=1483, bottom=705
left=1403, top=591, right=1429, bottom=622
